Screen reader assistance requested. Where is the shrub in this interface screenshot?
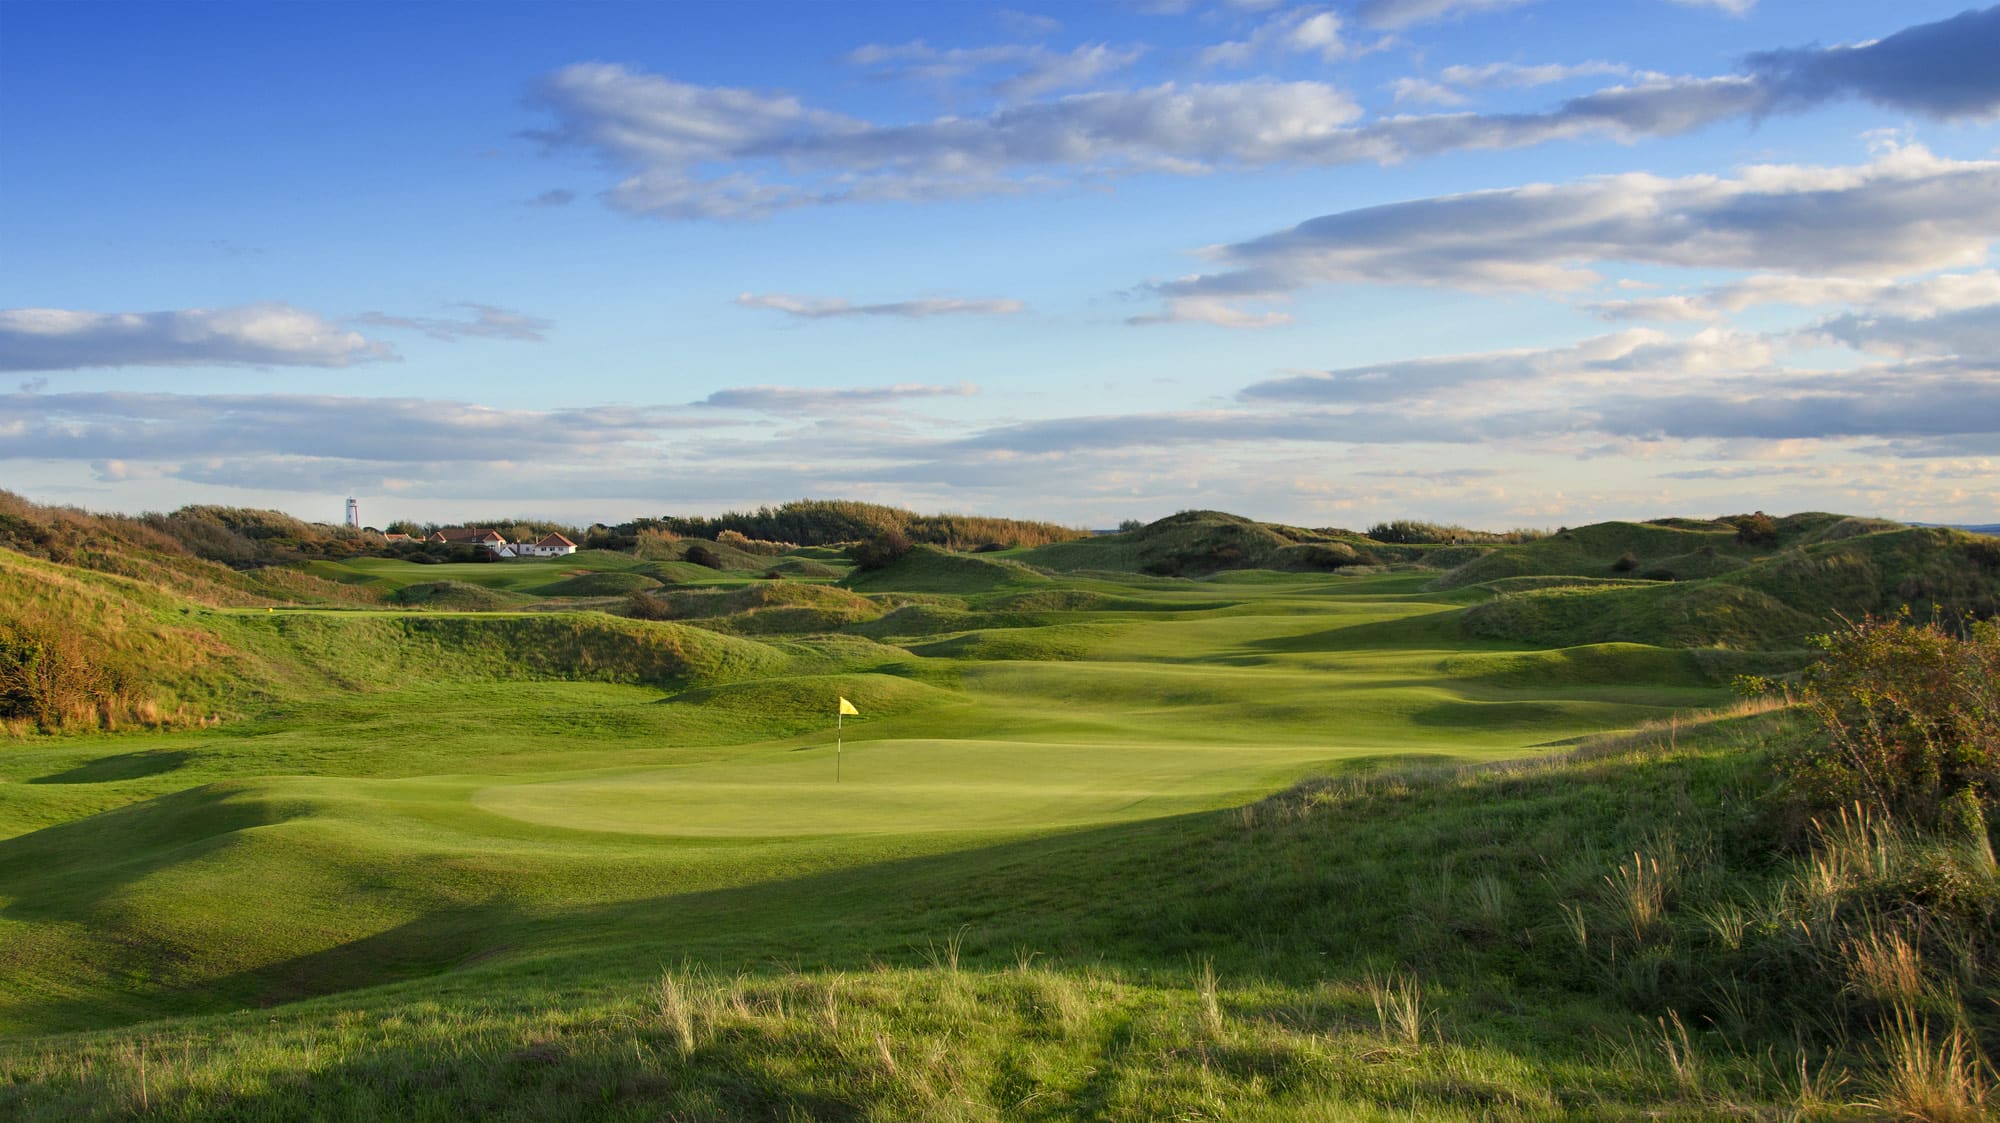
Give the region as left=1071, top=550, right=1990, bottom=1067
left=1779, top=613, right=2000, bottom=832
left=1729, top=511, right=1779, bottom=546
left=1365, top=519, right=1543, bottom=545
left=0, top=618, right=111, bottom=730
left=1967, top=536, right=2000, bottom=571
left=1613, top=551, right=1640, bottom=573
left=848, top=530, right=914, bottom=571
left=684, top=544, right=723, bottom=570
left=716, top=529, right=791, bottom=557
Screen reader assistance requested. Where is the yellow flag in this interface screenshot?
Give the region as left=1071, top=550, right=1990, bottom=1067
left=838, top=696, right=859, bottom=716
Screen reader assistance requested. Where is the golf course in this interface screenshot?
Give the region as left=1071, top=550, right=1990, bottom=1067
left=1, top=501, right=1996, bottom=1119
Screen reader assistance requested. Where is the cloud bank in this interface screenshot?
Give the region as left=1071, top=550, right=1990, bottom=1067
left=734, top=294, right=1025, bottom=319
left=526, top=8, right=2000, bottom=218
left=0, top=304, right=395, bottom=372
left=1140, top=144, right=2000, bottom=321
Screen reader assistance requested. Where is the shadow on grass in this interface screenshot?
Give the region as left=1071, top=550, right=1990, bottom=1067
left=27, top=750, right=192, bottom=785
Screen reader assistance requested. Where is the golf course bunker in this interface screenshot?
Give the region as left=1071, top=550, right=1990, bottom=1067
left=472, top=738, right=1346, bottom=837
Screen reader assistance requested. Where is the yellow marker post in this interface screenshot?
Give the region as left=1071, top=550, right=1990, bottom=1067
left=836, top=696, right=858, bottom=782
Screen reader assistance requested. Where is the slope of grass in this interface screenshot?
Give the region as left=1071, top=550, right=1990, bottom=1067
left=840, top=545, right=1050, bottom=595
left=529, top=571, right=661, bottom=598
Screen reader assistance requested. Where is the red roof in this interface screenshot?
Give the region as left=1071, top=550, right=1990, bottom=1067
left=430, top=527, right=506, bottom=544
left=536, top=533, right=576, bottom=548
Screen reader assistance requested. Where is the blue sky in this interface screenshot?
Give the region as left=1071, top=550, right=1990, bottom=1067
left=2, top=0, right=1996, bottom=530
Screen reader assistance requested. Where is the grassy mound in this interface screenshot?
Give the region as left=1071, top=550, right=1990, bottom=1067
left=761, top=558, right=843, bottom=579
left=908, top=623, right=1124, bottom=662
left=666, top=672, right=963, bottom=724
left=390, top=580, right=534, bottom=610
left=658, top=581, right=886, bottom=635
left=1020, top=511, right=1298, bottom=576
left=846, top=603, right=982, bottom=639
left=1432, top=520, right=1750, bottom=589
left=0, top=550, right=260, bottom=730
left=528, top=571, right=662, bottom=598
left=376, top=614, right=793, bottom=688
left=0, top=491, right=380, bottom=611
left=1633, top=546, right=1748, bottom=582
left=1476, top=575, right=1654, bottom=594
left=841, top=545, right=1049, bottom=595
left=1462, top=526, right=2000, bottom=649
left=1436, top=642, right=1716, bottom=689
left=634, top=536, right=773, bottom=572
left=1019, top=512, right=1485, bottom=577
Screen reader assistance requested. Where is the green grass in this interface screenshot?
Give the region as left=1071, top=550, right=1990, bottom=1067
left=2, top=527, right=1994, bottom=1119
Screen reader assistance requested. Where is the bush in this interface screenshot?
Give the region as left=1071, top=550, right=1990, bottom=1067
left=848, top=530, right=913, bottom=571
left=684, top=544, right=723, bottom=570
left=1729, top=511, right=1779, bottom=546
left=716, top=530, right=791, bottom=557
left=1612, top=551, right=1640, bottom=573
left=1779, top=613, right=2000, bottom=832
left=0, top=618, right=111, bottom=730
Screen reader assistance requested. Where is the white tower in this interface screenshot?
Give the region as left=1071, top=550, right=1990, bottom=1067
left=345, top=497, right=360, bottom=528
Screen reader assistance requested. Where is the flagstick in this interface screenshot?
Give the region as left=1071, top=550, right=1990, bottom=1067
left=836, top=708, right=842, bottom=783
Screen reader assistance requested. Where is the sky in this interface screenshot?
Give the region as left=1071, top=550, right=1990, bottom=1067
left=2, top=0, right=1997, bottom=531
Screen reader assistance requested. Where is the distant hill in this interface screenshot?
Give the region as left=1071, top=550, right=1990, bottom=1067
left=1019, top=510, right=1403, bottom=576
left=641, top=499, right=1088, bottom=550
left=1455, top=523, right=2000, bottom=649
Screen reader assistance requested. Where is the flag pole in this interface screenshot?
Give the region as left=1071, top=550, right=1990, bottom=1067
left=836, top=707, right=842, bottom=783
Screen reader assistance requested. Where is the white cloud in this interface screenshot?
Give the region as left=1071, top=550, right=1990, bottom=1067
left=996, top=9, right=1062, bottom=36
left=1127, top=295, right=1292, bottom=329
left=1388, top=77, right=1466, bottom=107
left=1708, top=270, right=2000, bottom=315
left=1585, top=270, right=2000, bottom=324
left=1144, top=144, right=2000, bottom=316
left=1585, top=296, right=1719, bottom=322
left=1200, top=9, right=1347, bottom=68
left=527, top=9, right=2000, bottom=219
left=1665, top=0, right=1755, bottom=15
left=844, top=40, right=1145, bottom=101
left=1353, top=0, right=1533, bottom=31
left=1807, top=302, right=2000, bottom=360
left=530, top=64, right=1365, bottom=218
left=0, top=392, right=709, bottom=462
left=0, top=303, right=396, bottom=372
left=696, top=383, right=979, bottom=413
left=1436, top=60, right=1630, bottom=90
left=349, top=303, right=551, bottom=342
left=734, top=293, right=1025, bottom=319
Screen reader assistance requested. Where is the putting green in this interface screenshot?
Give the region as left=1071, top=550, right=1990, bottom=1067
left=471, top=739, right=1357, bottom=837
